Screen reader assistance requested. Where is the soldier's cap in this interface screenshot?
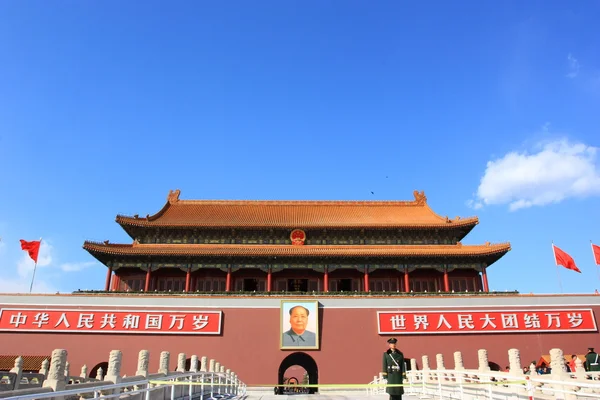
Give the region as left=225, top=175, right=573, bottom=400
left=387, top=338, right=397, bottom=344
left=589, top=347, right=595, bottom=352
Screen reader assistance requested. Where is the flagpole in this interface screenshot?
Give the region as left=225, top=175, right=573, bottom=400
left=552, top=241, right=563, bottom=293
left=29, top=237, right=42, bottom=294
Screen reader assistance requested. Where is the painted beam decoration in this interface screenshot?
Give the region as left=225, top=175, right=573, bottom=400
left=0, top=308, right=222, bottom=334
left=378, top=309, right=597, bottom=334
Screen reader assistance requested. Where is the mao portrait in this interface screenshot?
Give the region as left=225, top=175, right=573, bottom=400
left=280, top=300, right=319, bottom=350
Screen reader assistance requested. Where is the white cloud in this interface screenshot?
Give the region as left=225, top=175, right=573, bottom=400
left=567, top=54, right=580, bottom=78
left=470, top=139, right=600, bottom=211
left=60, top=261, right=96, bottom=272
left=0, top=277, right=56, bottom=294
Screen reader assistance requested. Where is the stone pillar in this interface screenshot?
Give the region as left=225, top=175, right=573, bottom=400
left=478, top=349, right=491, bottom=371
left=209, top=359, right=215, bottom=373
left=220, top=365, right=225, bottom=373
left=508, top=348, right=523, bottom=375
left=176, top=353, right=186, bottom=372
left=200, top=356, right=207, bottom=372
left=422, top=355, right=430, bottom=370
left=226, top=369, right=231, bottom=392
left=10, top=356, right=23, bottom=390
left=64, top=361, right=70, bottom=377
left=215, top=362, right=221, bottom=373
left=575, top=358, right=587, bottom=379
left=42, top=349, right=68, bottom=393
left=97, top=367, right=104, bottom=381
left=39, top=358, right=49, bottom=378
left=80, top=365, right=88, bottom=378
left=136, top=350, right=150, bottom=377
left=436, top=354, right=446, bottom=370
left=410, top=358, right=418, bottom=371
left=550, top=348, right=576, bottom=400
left=159, top=351, right=170, bottom=374
left=104, top=350, right=122, bottom=384
left=453, top=351, right=464, bottom=370
left=190, top=355, right=199, bottom=372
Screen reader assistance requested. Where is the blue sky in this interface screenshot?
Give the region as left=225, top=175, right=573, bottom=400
left=0, top=1, right=599, bottom=294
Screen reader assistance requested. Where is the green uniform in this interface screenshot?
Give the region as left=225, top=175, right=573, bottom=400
left=585, top=351, right=600, bottom=371
left=382, top=349, right=405, bottom=400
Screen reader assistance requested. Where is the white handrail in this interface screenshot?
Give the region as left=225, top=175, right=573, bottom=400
left=3, top=370, right=247, bottom=400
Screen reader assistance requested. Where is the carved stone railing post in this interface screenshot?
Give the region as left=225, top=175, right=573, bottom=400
left=422, top=355, right=430, bottom=370
left=478, top=349, right=490, bottom=371
left=64, top=361, right=70, bottom=378
left=97, top=367, right=104, bottom=381
left=410, top=358, right=418, bottom=372
left=136, top=350, right=150, bottom=377
left=158, top=351, right=170, bottom=374
left=10, top=356, right=23, bottom=390
left=436, top=354, right=446, bottom=370
left=42, top=349, right=68, bottom=395
left=80, top=365, right=88, bottom=378
left=226, top=369, right=231, bottom=393
left=550, top=348, right=576, bottom=400
left=190, top=355, right=199, bottom=372
left=209, top=359, right=215, bottom=373
left=176, top=353, right=186, bottom=372
left=39, top=358, right=49, bottom=378
left=104, top=350, right=122, bottom=384
left=200, top=356, right=207, bottom=372
left=220, top=365, right=225, bottom=374
left=453, top=351, right=464, bottom=370
left=422, top=355, right=430, bottom=381
left=215, top=362, right=221, bottom=374
left=508, top=349, right=523, bottom=375
left=575, top=358, right=587, bottom=379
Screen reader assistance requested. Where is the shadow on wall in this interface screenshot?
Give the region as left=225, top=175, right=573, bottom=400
left=488, top=362, right=501, bottom=371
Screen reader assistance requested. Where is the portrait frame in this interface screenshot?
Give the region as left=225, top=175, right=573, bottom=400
left=280, top=300, right=319, bottom=350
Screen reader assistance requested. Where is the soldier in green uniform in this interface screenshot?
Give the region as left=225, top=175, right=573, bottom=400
left=382, top=338, right=405, bottom=400
left=585, top=348, right=600, bottom=371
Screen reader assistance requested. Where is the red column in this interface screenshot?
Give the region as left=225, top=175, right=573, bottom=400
left=482, top=268, right=489, bottom=292
left=185, top=268, right=191, bottom=292
left=105, top=268, right=112, bottom=291
left=443, top=269, right=449, bottom=292
left=364, top=269, right=370, bottom=292
left=267, top=268, right=272, bottom=292
left=144, top=269, right=151, bottom=292
left=226, top=267, right=232, bottom=292
left=404, top=270, right=410, bottom=293
left=324, top=269, right=329, bottom=293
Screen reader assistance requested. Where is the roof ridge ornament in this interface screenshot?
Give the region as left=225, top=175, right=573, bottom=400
left=168, top=189, right=181, bottom=204
left=413, top=190, right=427, bottom=205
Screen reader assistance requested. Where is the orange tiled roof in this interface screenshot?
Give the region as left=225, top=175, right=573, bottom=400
left=115, top=190, right=479, bottom=229
left=84, top=241, right=511, bottom=258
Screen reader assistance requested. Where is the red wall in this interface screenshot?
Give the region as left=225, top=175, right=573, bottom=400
left=2, top=301, right=600, bottom=386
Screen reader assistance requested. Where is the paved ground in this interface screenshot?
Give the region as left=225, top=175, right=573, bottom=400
left=242, top=394, right=422, bottom=399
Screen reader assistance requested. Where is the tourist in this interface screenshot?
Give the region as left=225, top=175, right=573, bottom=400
left=585, top=348, right=600, bottom=371
left=569, top=355, right=577, bottom=373
left=382, top=338, right=405, bottom=400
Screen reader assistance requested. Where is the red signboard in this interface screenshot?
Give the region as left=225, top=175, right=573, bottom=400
left=0, top=308, right=222, bottom=335
left=378, top=309, right=597, bottom=334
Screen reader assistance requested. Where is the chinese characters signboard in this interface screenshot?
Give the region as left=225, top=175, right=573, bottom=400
left=378, top=309, right=597, bottom=334
left=0, top=308, right=222, bottom=335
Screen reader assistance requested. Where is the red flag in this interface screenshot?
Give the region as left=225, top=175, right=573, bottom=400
left=552, top=244, right=581, bottom=273
left=20, top=239, right=41, bottom=263
left=592, top=243, right=600, bottom=265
